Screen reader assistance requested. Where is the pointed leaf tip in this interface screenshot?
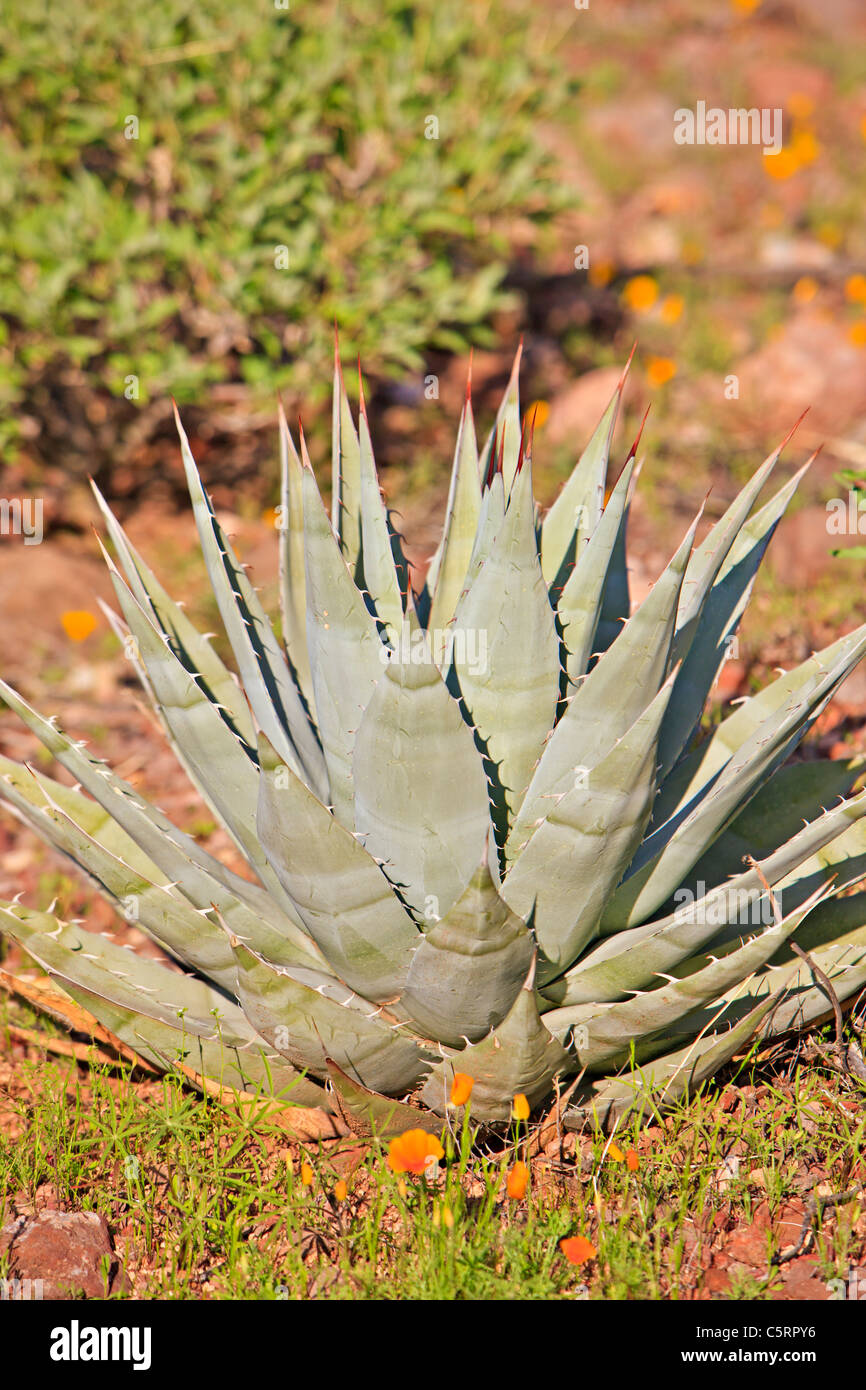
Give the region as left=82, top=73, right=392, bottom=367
left=619, top=342, right=638, bottom=389
left=626, top=404, right=651, bottom=464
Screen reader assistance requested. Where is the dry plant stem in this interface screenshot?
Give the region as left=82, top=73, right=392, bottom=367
left=2, top=1022, right=132, bottom=1069
left=165, top=1060, right=348, bottom=1141
left=0, top=967, right=157, bottom=1072
left=789, top=942, right=846, bottom=1063
left=1, top=967, right=345, bottom=1139
left=527, top=1072, right=585, bottom=1158
left=774, top=1186, right=864, bottom=1266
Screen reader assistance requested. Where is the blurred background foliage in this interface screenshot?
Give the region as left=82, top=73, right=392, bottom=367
left=0, top=0, right=574, bottom=488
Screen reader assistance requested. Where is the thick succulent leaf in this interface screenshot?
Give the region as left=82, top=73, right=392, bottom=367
left=175, top=409, right=326, bottom=797
left=231, top=939, right=432, bottom=1094
left=556, top=457, right=635, bottom=685
left=300, top=457, right=385, bottom=825
left=605, top=626, right=866, bottom=930
left=2, top=773, right=238, bottom=991
left=760, top=907, right=866, bottom=1034
left=546, top=789, right=866, bottom=1006
left=0, top=902, right=322, bottom=1103
left=420, top=963, right=572, bottom=1122
left=256, top=733, right=419, bottom=1002
left=647, top=765, right=866, bottom=969
left=511, top=513, right=697, bottom=853
left=769, top=809, right=866, bottom=913
left=277, top=403, right=314, bottom=713
left=450, top=455, right=560, bottom=835
left=656, top=626, right=866, bottom=827
left=355, top=401, right=405, bottom=638
left=103, top=554, right=302, bottom=912
left=326, top=1062, right=443, bottom=1138
left=685, top=758, right=863, bottom=895
left=680, top=883, right=866, bottom=976
left=0, top=752, right=172, bottom=882
left=94, top=576, right=238, bottom=835
left=331, top=350, right=362, bottom=566
left=0, top=903, right=234, bottom=1030
left=562, top=989, right=782, bottom=1132
left=0, top=682, right=320, bottom=966
left=352, top=649, right=490, bottom=921
left=427, top=386, right=481, bottom=635
left=464, top=467, right=506, bottom=593
left=399, top=855, right=534, bottom=1046
left=541, top=363, right=626, bottom=591
left=656, top=463, right=808, bottom=778
left=503, top=675, right=676, bottom=982
left=479, top=344, right=522, bottom=497
left=671, top=435, right=790, bottom=660
left=545, top=885, right=827, bottom=1072
left=591, top=488, right=632, bottom=657
left=664, top=898, right=866, bottom=1047
left=66, top=982, right=325, bottom=1103
left=90, top=482, right=255, bottom=749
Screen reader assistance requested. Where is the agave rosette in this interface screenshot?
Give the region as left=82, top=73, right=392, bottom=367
left=2, top=347, right=866, bottom=1133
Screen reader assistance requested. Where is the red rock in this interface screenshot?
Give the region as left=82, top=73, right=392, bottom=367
left=778, top=1257, right=831, bottom=1301
left=0, top=1210, right=126, bottom=1300
left=775, top=1201, right=807, bottom=1250
left=736, top=316, right=866, bottom=439
left=725, top=1202, right=772, bottom=1267
left=702, top=1266, right=732, bottom=1296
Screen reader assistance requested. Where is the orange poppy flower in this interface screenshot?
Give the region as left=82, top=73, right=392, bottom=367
left=512, top=1093, right=530, bottom=1122
left=387, top=1129, right=444, bottom=1176
left=646, top=356, right=677, bottom=387
left=449, top=1072, right=474, bottom=1107
left=300, top=1161, right=314, bottom=1187
left=622, top=275, right=659, bottom=314
left=845, top=274, right=866, bottom=305
left=763, top=147, right=799, bottom=181
left=792, top=276, right=818, bottom=305
left=61, top=610, right=97, bottom=642
left=626, top=1149, right=640, bottom=1173
left=588, top=257, right=616, bottom=288
left=506, top=1161, right=529, bottom=1200
left=608, top=1142, right=625, bottom=1162
left=659, top=293, right=684, bottom=325
left=560, top=1235, right=597, bottom=1265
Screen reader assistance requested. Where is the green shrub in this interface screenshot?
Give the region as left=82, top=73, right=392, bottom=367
left=0, top=0, right=573, bottom=476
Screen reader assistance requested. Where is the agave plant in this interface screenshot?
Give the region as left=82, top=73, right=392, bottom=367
left=2, top=347, right=866, bottom=1135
